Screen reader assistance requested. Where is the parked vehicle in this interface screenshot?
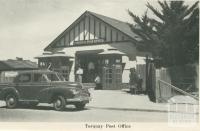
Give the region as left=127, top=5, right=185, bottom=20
left=0, top=70, right=91, bottom=111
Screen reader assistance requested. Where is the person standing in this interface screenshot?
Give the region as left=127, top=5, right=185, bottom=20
left=88, top=61, right=95, bottom=82
left=129, top=68, right=139, bottom=94
left=76, top=66, right=83, bottom=83
left=94, top=74, right=101, bottom=90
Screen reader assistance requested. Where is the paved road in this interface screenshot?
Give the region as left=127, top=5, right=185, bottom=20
left=0, top=90, right=197, bottom=122
left=0, top=103, right=168, bottom=122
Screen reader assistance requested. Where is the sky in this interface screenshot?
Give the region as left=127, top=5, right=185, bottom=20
left=0, top=0, right=195, bottom=62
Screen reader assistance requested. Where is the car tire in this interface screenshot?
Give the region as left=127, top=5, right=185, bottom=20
left=75, top=103, right=86, bottom=110
left=5, top=94, right=18, bottom=109
left=53, top=96, right=66, bottom=111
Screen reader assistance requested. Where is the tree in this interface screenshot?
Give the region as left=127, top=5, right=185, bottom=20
left=128, top=1, right=199, bottom=67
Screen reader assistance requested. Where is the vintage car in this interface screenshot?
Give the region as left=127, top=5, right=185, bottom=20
left=0, top=70, right=91, bottom=111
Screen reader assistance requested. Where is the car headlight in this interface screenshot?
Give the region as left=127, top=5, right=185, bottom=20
left=70, top=89, right=79, bottom=95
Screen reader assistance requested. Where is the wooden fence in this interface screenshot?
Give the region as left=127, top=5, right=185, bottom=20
left=155, top=67, right=198, bottom=102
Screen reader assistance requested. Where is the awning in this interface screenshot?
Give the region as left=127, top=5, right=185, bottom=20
left=98, top=49, right=126, bottom=55
left=35, top=52, right=74, bottom=59
left=76, top=49, right=104, bottom=55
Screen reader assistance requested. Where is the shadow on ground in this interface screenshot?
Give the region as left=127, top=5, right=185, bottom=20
left=87, top=106, right=167, bottom=113
left=0, top=105, right=90, bottom=112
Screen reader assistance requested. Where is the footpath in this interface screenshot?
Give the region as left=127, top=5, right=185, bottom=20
left=0, top=89, right=198, bottom=114
left=87, top=89, right=199, bottom=114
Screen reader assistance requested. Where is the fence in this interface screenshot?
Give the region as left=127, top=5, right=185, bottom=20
left=155, top=67, right=199, bottom=103
left=157, top=79, right=199, bottom=103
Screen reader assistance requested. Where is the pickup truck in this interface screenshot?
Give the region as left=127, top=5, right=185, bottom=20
left=0, top=70, right=91, bottom=111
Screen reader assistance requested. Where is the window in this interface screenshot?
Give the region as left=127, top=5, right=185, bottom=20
left=33, top=74, right=47, bottom=82
left=39, top=62, right=46, bottom=67
left=52, top=66, right=69, bottom=81
left=105, top=59, right=109, bottom=65
left=17, top=73, right=31, bottom=83
left=46, top=73, right=60, bottom=81
left=116, top=59, right=121, bottom=63
left=106, top=68, right=112, bottom=83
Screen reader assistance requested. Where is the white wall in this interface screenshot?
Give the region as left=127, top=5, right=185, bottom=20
left=136, top=56, right=146, bottom=64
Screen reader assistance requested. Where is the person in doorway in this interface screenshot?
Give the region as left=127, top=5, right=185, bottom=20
left=88, top=61, right=95, bottom=82
left=137, top=74, right=143, bottom=93
left=94, top=74, right=102, bottom=90
left=129, top=68, right=139, bottom=94
left=76, top=66, right=83, bottom=83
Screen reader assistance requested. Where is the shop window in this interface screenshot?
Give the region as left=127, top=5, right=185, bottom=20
left=39, top=61, right=47, bottom=67
left=106, top=78, right=112, bottom=83
left=116, top=59, right=121, bottom=63
left=105, top=59, right=109, bottom=65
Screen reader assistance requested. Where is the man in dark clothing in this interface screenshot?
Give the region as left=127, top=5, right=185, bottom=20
left=94, top=75, right=102, bottom=90
left=129, top=68, right=139, bottom=94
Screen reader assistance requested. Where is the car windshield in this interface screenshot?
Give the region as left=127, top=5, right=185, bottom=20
left=46, top=73, right=65, bottom=82
left=57, top=73, right=65, bottom=81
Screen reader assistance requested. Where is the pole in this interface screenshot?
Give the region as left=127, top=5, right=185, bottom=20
left=145, top=55, right=149, bottom=94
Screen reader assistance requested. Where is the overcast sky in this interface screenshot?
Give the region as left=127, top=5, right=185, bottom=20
left=0, top=0, right=195, bottom=62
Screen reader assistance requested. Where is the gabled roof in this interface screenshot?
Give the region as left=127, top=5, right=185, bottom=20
left=0, top=60, right=38, bottom=71
left=44, top=11, right=140, bottom=51
left=88, top=11, right=140, bottom=41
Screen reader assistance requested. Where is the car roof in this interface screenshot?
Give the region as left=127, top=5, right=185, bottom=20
left=16, top=69, right=55, bottom=74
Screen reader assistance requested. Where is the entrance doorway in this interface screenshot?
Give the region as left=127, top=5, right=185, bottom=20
left=102, top=64, right=122, bottom=89
left=76, top=50, right=103, bottom=83
left=75, top=50, right=123, bottom=90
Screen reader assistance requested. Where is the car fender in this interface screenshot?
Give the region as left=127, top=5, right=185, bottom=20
left=0, top=87, right=20, bottom=100
left=47, top=87, right=74, bottom=103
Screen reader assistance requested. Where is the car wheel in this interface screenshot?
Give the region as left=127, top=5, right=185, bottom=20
left=53, top=96, right=66, bottom=111
left=75, top=103, right=86, bottom=110
left=5, top=94, right=18, bottom=109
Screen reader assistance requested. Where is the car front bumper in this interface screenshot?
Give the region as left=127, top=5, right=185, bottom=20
left=67, top=96, right=91, bottom=104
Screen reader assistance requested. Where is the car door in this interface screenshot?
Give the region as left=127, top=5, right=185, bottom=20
left=31, top=73, right=51, bottom=102
left=15, top=73, right=34, bottom=100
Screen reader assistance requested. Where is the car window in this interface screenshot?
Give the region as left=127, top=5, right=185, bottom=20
left=46, top=73, right=60, bottom=81
left=0, top=71, right=18, bottom=83
left=57, top=73, right=65, bottom=81
left=33, top=74, right=47, bottom=82
left=17, top=73, right=31, bottom=83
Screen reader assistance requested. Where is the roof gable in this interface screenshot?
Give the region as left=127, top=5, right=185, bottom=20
left=44, top=11, right=139, bottom=51
left=88, top=11, right=139, bottom=41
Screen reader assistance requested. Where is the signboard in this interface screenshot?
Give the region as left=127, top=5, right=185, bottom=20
left=74, top=39, right=104, bottom=45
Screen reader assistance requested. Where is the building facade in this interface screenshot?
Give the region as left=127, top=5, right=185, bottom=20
left=36, top=11, right=149, bottom=90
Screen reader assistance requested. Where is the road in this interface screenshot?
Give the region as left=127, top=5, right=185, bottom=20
left=0, top=89, right=196, bottom=122
left=0, top=103, right=168, bottom=122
